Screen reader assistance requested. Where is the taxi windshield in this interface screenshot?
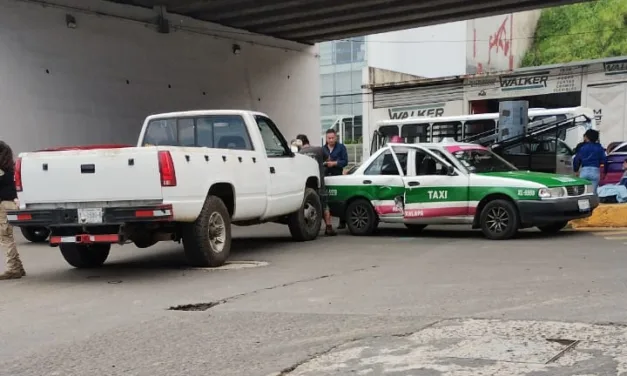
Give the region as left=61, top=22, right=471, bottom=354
left=449, top=147, right=517, bottom=173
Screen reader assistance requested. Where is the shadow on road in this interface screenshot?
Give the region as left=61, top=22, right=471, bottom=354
left=372, top=226, right=589, bottom=241
left=28, top=236, right=294, bottom=282
left=24, top=227, right=591, bottom=282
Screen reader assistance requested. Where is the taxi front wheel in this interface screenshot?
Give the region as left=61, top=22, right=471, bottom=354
left=479, top=199, right=520, bottom=240
left=345, top=199, right=378, bottom=236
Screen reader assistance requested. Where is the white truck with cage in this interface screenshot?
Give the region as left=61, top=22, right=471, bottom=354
left=370, top=107, right=597, bottom=175
left=8, top=110, right=323, bottom=269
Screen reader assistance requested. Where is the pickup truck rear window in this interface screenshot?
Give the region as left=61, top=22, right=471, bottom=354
left=143, top=115, right=253, bottom=150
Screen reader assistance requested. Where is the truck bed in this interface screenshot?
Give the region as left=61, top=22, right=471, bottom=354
left=18, top=147, right=163, bottom=206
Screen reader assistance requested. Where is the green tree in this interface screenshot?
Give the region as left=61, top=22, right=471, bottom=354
left=522, top=0, right=627, bottom=67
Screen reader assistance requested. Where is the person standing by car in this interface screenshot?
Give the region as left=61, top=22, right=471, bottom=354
left=323, top=129, right=349, bottom=228
left=296, top=134, right=336, bottom=236
left=573, top=129, right=607, bottom=193
left=0, top=141, right=25, bottom=280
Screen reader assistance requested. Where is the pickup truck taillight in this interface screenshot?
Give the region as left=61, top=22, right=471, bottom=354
left=158, top=151, right=177, bottom=187
left=14, top=157, right=22, bottom=192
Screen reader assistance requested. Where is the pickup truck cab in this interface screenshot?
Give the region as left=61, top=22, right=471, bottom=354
left=326, top=141, right=599, bottom=240
left=8, top=110, right=323, bottom=268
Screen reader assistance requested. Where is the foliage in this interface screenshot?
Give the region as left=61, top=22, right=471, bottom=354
left=522, top=0, right=627, bottom=67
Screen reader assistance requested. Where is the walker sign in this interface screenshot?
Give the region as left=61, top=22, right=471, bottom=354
left=499, top=73, right=549, bottom=91
left=370, top=101, right=463, bottom=125
left=603, top=60, right=627, bottom=76
left=464, top=67, right=583, bottom=100
left=387, top=104, right=445, bottom=119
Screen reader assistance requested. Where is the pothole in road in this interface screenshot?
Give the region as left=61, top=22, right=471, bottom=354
left=188, top=260, right=269, bottom=271
left=168, top=302, right=221, bottom=311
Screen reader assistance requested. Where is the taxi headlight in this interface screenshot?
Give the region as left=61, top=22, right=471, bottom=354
left=538, top=187, right=566, bottom=198
left=585, top=184, right=594, bottom=194
left=538, top=188, right=551, bottom=198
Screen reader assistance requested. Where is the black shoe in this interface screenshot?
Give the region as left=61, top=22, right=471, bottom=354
left=325, top=226, right=337, bottom=236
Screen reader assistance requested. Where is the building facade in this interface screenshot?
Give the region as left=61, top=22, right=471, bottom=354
left=319, top=9, right=541, bottom=146
left=362, top=56, right=627, bottom=151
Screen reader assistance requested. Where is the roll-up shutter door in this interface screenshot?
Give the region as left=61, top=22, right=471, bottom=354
left=373, top=82, right=464, bottom=109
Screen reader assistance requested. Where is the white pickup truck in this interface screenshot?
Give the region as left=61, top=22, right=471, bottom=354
left=8, top=110, right=323, bottom=268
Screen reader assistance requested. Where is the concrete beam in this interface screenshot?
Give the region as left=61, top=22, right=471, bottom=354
left=252, top=0, right=469, bottom=34
left=217, top=0, right=363, bottom=26
left=280, top=0, right=585, bottom=42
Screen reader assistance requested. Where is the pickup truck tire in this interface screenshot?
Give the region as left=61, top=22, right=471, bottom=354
left=479, top=199, right=520, bottom=240
left=537, top=221, right=568, bottom=234
left=345, top=198, right=379, bottom=236
left=20, top=226, right=50, bottom=243
left=59, top=243, right=111, bottom=268
left=288, top=188, right=322, bottom=242
left=182, top=195, right=231, bottom=267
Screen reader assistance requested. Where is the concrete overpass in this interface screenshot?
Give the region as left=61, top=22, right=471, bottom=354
left=110, top=0, right=590, bottom=44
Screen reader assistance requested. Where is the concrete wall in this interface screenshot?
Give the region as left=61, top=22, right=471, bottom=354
left=0, top=0, right=319, bottom=154
left=365, top=22, right=467, bottom=78
left=466, top=10, right=541, bottom=74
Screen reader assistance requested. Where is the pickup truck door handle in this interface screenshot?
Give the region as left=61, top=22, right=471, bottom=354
left=80, top=164, right=95, bottom=174
left=270, top=167, right=275, bottom=174
left=408, top=181, right=420, bottom=187
left=238, top=156, right=242, bottom=163
left=363, top=180, right=372, bottom=184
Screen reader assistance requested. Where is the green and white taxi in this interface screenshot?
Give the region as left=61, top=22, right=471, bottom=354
left=326, top=141, right=599, bottom=240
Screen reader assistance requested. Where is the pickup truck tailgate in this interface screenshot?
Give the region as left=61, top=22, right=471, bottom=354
left=19, top=147, right=163, bottom=204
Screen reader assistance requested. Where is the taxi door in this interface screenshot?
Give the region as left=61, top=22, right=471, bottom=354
left=364, top=147, right=407, bottom=222
left=396, top=145, right=471, bottom=224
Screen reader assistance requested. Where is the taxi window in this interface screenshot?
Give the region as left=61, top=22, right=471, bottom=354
left=365, top=151, right=407, bottom=176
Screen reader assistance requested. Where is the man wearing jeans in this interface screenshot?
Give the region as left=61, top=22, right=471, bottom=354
left=297, top=134, right=337, bottom=236
left=573, top=129, right=607, bottom=193
left=323, top=129, right=349, bottom=229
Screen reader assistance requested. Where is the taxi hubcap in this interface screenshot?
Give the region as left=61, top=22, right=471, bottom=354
left=486, top=207, right=509, bottom=233
left=350, top=205, right=369, bottom=229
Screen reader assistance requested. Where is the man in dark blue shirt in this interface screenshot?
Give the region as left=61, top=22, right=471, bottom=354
left=323, top=129, right=348, bottom=176
left=323, top=129, right=348, bottom=228
left=573, top=129, right=607, bottom=193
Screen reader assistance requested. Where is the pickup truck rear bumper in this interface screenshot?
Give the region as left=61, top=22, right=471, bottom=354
left=6, top=204, right=173, bottom=228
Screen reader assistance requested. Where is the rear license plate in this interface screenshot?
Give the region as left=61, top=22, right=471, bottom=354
left=78, top=208, right=103, bottom=224
left=578, top=199, right=590, bottom=211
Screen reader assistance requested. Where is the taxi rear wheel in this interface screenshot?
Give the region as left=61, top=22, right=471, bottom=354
left=537, top=221, right=568, bottom=234
left=479, top=199, right=519, bottom=240
left=345, top=199, right=378, bottom=236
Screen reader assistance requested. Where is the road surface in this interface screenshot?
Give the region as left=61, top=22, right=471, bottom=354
left=1, top=224, right=626, bottom=376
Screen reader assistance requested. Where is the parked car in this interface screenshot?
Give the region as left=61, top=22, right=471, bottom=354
left=326, top=141, right=598, bottom=240
left=7, top=110, right=323, bottom=269
left=600, top=141, right=627, bottom=186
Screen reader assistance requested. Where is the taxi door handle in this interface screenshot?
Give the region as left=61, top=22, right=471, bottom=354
left=363, top=180, right=372, bottom=184
left=408, top=181, right=420, bottom=187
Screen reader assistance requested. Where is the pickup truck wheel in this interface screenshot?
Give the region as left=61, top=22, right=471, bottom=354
left=182, top=195, right=231, bottom=267
left=288, top=188, right=322, bottom=242
left=537, top=221, right=569, bottom=234
left=346, top=199, right=378, bottom=236
left=20, top=226, right=50, bottom=243
left=59, top=243, right=111, bottom=268
left=479, top=199, right=520, bottom=240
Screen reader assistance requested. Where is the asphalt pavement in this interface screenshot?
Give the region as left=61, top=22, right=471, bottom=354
left=1, top=223, right=627, bottom=376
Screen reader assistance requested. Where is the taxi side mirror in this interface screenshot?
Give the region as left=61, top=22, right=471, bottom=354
left=446, top=165, right=456, bottom=176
